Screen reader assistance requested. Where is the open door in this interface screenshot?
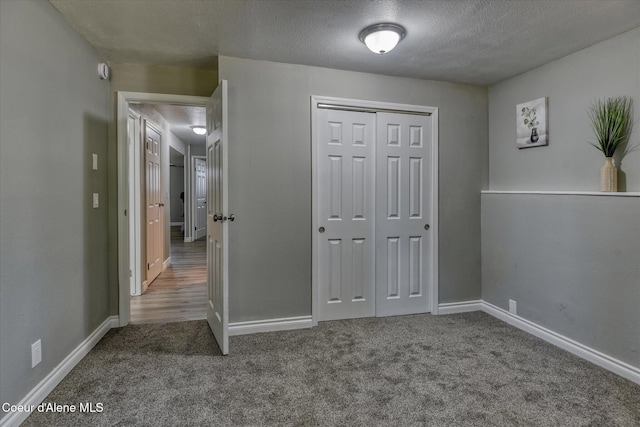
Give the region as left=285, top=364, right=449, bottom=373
left=145, top=121, right=163, bottom=286
left=206, top=80, right=229, bottom=355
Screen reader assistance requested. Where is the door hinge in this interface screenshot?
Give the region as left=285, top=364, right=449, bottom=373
left=124, top=209, right=127, bottom=216
left=195, top=226, right=197, bottom=231
left=129, top=269, right=132, bottom=278
left=147, top=263, right=150, bottom=270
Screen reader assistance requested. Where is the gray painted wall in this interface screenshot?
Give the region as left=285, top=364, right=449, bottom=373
left=488, top=27, right=640, bottom=192
left=482, top=194, right=640, bottom=367
left=169, top=131, right=186, bottom=155
left=219, top=56, right=488, bottom=322
left=484, top=28, right=640, bottom=369
left=190, top=144, right=206, bottom=157
left=0, top=0, right=110, bottom=412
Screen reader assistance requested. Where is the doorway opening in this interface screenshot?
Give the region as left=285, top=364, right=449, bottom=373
left=117, top=86, right=230, bottom=355
left=117, top=93, right=209, bottom=326
left=127, top=101, right=208, bottom=324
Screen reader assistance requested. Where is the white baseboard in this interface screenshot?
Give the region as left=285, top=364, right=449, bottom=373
left=229, top=316, right=313, bottom=336
left=170, top=222, right=184, bottom=226
left=0, top=316, right=119, bottom=427
left=438, top=300, right=483, bottom=314
left=481, top=301, right=640, bottom=385
left=163, top=257, right=171, bottom=270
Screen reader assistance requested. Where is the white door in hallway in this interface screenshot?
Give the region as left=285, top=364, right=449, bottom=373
left=206, top=80, right=229, bottom=355
left=375, top=113, right=432, bottom=316
left=316, top=109, right=376, bottom=321
left=145, top=122, right=163, bottom=286
left=194, top=158, right=207, bottom=240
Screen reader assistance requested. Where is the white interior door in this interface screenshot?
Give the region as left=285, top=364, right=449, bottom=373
left=317, top=109, right=376, bottom=321
left=194, top=158, right=207, bottom=240
left=206, top=80, right=229, bottom=355
left=375, top=112, right=432, bottom=316
left=145, top=122, right=163, bottom=286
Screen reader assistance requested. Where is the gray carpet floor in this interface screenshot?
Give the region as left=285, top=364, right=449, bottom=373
left=23, top=312, right=640, bottom=426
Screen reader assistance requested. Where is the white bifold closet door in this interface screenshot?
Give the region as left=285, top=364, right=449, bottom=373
left=317, top=109, right=376, bottom=321
left=375, top=113, right=432, bottom=317
left=317, top=107, right=433, bottom=321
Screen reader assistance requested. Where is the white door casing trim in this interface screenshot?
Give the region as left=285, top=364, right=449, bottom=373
left=117, top=92, right=209, bottom=327
left=127, top=109, right=142, bottom=297
left=311, top=95, right=439, bottom=325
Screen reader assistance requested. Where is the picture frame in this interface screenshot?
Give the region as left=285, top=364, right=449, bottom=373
left=516, top=97, right=548, bottom=149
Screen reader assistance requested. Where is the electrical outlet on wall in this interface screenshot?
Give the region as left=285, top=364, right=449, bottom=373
left=31, top=340, right=42, bottom=368
left=509, top=299, right=517, bottom=315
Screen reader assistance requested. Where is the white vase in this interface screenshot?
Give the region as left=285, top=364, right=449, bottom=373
left=600, top=157, right=617, bottom=192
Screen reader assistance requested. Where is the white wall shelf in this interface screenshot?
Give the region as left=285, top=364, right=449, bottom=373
left=482, top=190, right=640, bottom=197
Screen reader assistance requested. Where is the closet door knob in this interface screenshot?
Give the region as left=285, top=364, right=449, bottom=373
left=424, top=224, right=430, bottom=231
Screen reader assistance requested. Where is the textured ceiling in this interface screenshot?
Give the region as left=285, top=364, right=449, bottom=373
left=50, top=0, right=640, bottom=85
left=144, top=103, right=206, bottom=147
left=152, top=104, right=206, bottom=147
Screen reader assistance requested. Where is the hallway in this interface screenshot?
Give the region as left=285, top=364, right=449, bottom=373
left=130, top=226, right=207, bottom=324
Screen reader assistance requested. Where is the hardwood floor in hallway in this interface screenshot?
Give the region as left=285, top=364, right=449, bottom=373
left=130, top=226, right=207, bottom=324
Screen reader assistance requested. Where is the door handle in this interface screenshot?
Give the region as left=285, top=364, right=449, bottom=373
left=159, top=203, right=165, bottom=207
left=214, top=214, right=234, bottom=222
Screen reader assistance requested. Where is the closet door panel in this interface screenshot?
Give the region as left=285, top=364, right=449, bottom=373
left=376, top=113, right=433, bottom=317
left=317, top=109, right=376, bottom=321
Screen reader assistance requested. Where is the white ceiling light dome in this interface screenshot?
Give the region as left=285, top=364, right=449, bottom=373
left=359, top=23, right=406, bottom=55
left=191, top=125, right=206, bottom=135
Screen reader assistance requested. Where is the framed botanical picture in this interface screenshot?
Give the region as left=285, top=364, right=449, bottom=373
left=516, top=97, right=548, bottom=149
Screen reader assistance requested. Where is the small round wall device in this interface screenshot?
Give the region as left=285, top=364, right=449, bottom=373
left=98, top=63, right=110, bottom=80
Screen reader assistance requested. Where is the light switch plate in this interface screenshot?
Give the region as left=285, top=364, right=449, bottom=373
left=93, top=193, right=99, bottom=208
left=92, top=153, right=98, bottom=170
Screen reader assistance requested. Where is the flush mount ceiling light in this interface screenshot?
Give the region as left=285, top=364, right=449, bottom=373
left=359, top=23, right=406, bottom=55
left=191, top=126, right=206, bottom=135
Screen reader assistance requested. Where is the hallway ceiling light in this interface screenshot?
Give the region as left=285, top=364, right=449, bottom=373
left=359, top=23, right=406, bottom=55
left=191, top=126, right=206, bottom=135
